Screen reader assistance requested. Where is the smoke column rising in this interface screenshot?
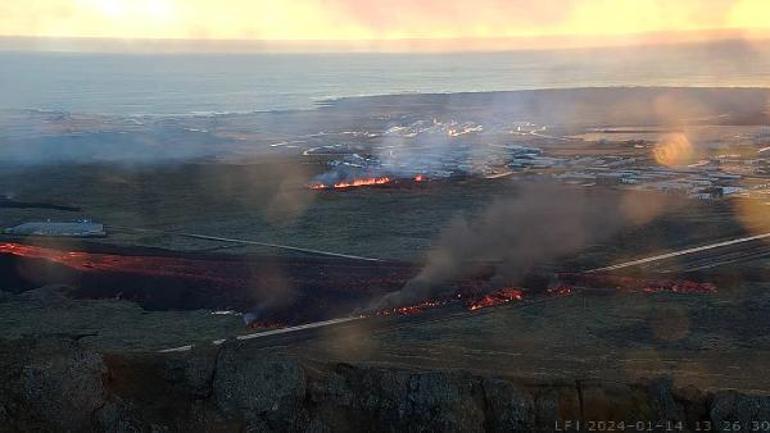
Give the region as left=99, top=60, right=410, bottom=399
left=373, top=182, right=640, bottom=309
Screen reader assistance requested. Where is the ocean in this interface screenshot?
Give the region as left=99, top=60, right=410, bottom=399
left=1, top=40, right=769, bottom=116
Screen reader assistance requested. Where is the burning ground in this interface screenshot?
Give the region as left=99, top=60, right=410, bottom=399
left=0, top=238, right=723, bottom=334
left=0, top=173, right=751, bottom=329
left=3, top=88, right=770, bottom=431
left=0, top=248, right=763, bottom=392
left=0, top=240, right=416, bottom=325
left=369, top=181, right=671, bottom=310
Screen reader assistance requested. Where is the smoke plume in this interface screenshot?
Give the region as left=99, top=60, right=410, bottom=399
left=373, top=182, right=639, bottom=309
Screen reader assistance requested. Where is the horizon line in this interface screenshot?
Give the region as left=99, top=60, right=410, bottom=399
left=1, top=28, right=768, bottom=54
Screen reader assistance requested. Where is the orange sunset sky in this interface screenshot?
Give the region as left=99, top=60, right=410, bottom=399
left=1, top=0, right=769, bottom=50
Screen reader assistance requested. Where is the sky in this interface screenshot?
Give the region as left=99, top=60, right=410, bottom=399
left=1, top=0, right=768, bottom=48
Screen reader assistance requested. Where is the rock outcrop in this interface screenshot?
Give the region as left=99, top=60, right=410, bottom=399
left=1, top=337, right=769, bottom=433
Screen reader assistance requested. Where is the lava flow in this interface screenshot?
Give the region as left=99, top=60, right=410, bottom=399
left=308, top=177, right=392, bottom=190
left=372, top=298, right=449, bottom=317
left=0, top=242, right=228, bottom=282
left=467, top=288, right=525, bottom=311
left=546, top=284, right=574, bottom=297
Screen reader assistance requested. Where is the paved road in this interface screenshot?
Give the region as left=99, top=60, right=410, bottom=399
left=113, top=225, right=384, bottom=262
left=159, top=316, right=365, bottom=353
left=156, top=230, right=770, bottom=354
left=156, top=295, right=569, bottom=354
left=588, top=232, right=770, bottom=273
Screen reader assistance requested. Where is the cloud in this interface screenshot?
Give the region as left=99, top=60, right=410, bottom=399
left=328, top=0, right=578, bottom=36
left=0, top=0, right=766, bottom=43
left=567, top=0, right=734, bottom=35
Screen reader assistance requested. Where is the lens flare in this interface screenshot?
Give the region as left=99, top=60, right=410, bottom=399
left=653, top=133, right=695, bottom=167
left=733, top=197, right=770, bottom=239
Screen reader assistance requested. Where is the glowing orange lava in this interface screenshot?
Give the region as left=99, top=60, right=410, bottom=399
left=0, top=242, right=104, bottom=271
left=467, top=288, right=524, bottom=311
left=372, top=299, right=448, bottom=317
left=414, top=174, right=427, bottom=182
left=547, top=284, right=574, bottom=297
left=309, top=177, right=392, bottom=190
left=0, top=242, right=229, bottom=281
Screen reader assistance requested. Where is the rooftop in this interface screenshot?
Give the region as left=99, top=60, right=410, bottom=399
left=4, top=221, right=106, bottom=238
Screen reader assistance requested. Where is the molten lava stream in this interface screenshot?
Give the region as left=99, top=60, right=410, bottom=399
left=372, top=299, right=448, bottom=317
left=308, top=177, right=392, bottom=190
left=547, top=284, right=574, bottom=297
left=0, top=242, right=230, bottom=282
left=333, top=177, right=391, bottom=189
left=467, top=288, right=524, bottom=311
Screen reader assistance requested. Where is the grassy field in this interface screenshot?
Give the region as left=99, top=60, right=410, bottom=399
left=0, top=160, right=755, bottom=266
left=2, top=87, right=769, bottom=392
left=261, top=282, right=770, bottom=393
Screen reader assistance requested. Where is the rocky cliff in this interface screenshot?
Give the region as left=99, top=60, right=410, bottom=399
left=1, top=337, right=769, bottom=433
